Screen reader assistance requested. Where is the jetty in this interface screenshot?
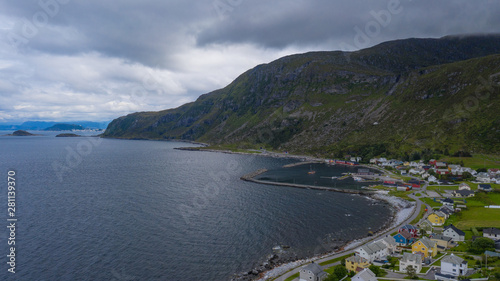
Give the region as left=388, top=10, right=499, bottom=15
left=240, top=169, right=268, bottom=180
left=241, top=174, right=375, bottom=195
left=282, top=161, right=320, bottom=168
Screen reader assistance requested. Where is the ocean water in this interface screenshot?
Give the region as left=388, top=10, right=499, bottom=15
left=0, top=131, right=391, bottom=280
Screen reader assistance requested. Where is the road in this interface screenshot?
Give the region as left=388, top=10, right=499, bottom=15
left=272, top=182, right=433, bottom=281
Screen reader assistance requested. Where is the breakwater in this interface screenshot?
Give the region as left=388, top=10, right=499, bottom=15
left=241, top=173, right=375, bottom=195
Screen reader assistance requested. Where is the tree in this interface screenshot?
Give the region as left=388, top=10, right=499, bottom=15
left=333, top=264, right=348, bottom=280
left=406, top=265, right=417, bottom=279
left=369, top=265, right=385, bottom=277
left=468, top=237, right=495, bottom=254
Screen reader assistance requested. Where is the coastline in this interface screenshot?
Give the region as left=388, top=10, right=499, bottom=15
left=254, top=193, right=416, bottom=281
left=173, top=145, right=410, bottom=281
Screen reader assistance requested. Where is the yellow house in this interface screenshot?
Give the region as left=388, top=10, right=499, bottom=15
left=412, top=237, right=438, bottom=258
left=427, top=211, right=446, bottom=226
left=345, top=255, right=370, bottom=272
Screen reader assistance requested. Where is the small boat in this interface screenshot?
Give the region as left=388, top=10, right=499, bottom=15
left=308, top=165, right=316, bottom=175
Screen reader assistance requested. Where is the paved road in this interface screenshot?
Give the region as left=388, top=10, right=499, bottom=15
left=273, top=193, right=425, bottom=281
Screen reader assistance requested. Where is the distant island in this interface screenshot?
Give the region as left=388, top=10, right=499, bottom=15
left=44, top=124, right=85, bottom=131
left=55, top=133, right=82, bottom=137
left=6, top=130, right=40, bottom=136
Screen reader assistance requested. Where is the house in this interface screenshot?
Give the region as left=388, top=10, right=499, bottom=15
left=452, top=189, right=475, bottom=198
left=476, top=172, right=490, bottom=183
left=435, top=162, right=447, bottom=168
left=419, top=220, right=434, bottom=234
left=399, top=224, right=419, bottom=238
left=439, top=206, right=454, bottom=218
left=299, top=262, right=327, bottom=281
left=430, top=234, right=453, bottom=251
left=345, top=256, right=370, bottom=272
left=355, top=240, right=389, bottom=262
left=440, top=254, right=468, bottom=277
left=352, top=268, right=377, bottom=281
left=379, top=236, right=398, bottom=254
left=412, top=237, right=438, bottom=258
left=393, top=230, right=416, bottom=246
left=458, top=183, right=471, bottom=190
left=478, top=184, right=492, bottom=192
left=399, top=252, right=422, bottom=274
left=427, top=211, right=446, bottom=226
left=483, top=228, right=500, bottom=240
left=441, top=198, right=454, bottom=207
left=443, top=224, right=465, bottom=242
left=436, top=169, right=450, bottom=175
left=428, top=175, right=437, bottom=182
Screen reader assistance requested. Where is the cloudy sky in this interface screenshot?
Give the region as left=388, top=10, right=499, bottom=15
left=0, top=0, right=499, bottom=123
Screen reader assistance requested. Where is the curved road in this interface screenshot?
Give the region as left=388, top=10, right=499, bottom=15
left=273, top=183, right=433, bottom=281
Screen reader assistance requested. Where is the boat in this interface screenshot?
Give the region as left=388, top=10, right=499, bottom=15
left=307, top=165, right=316, bottom=175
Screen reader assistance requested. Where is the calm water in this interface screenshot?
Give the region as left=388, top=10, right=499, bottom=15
left=0, top=131, right=391, bottom=280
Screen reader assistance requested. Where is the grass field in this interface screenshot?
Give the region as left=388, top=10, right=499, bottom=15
left=446, top=192, right=500, bottom=228
left=283, top=272, right=299, bottom=281
left=440, top=154, right=500, bottom=169
left=420, top=197, right=443, bottom=208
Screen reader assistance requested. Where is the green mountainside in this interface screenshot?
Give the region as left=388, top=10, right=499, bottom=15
left=103, top=35, right=500, bottom=159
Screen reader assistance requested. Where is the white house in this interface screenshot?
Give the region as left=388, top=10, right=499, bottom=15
left=476, top=172, right=491, bottom=183
left=458, top=183, right=471, bottom=190
left=352, top=268, right=377, bottom=281
left=399, top=252, right=422, bottom=274
left=428, top=175, right=437, bottom=183
left=379, top=236, right=398, bottom=254
left=441, top=254, right=468, bottom=277
left=355, top=240, right=389, bottom=262
left=443, top=224, right=465, bottom=242
left=483, top=228, right=500, bottom=240
left=299, top=262, right=327, bottom=281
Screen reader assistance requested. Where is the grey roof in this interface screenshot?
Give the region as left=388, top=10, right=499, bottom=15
left=347, top=255, right=369, bottom=264
left=479, top=184, right=492, bottom=189
left=401, top=252, right=422, bottom=263
left=360, top=241, right=387, bottom=255
left=418, top=237, right=436, bottom=249
left=434, top=211, right=446, bottom=217
left=442, top=254, right=466, bottom=265
left=396, top=229, right=412, bottom=239
left=354, top=268, right=377, bottom=281
left=484, top=228, right=500, bottom=235
left=454, top=190, right=475, bottom=197
left=380, top=236, right=397, bottom=247
left=303, top=262, right=324, bottom=275
left=441, top=198, right=454, bottom=203
left=444, top=224, right=465, bottom=236
left=439, top=207, right=453, bottom=215
left=431, top=234, right=452, bottom=242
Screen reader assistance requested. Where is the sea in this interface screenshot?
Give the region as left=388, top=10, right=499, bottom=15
left=0, top=131, right=392, bottom=281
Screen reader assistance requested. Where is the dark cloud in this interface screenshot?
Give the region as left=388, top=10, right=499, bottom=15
left=0, top=0, right=499, bottom=122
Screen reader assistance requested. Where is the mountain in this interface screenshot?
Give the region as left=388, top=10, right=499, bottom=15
left=0, top=121, right=110, bottom=130
left=103, top=35, right=500, bottom=159
left=44, top=124, right=85, bottom=131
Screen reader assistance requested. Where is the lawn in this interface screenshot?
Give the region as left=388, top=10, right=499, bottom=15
left=420, top=197, right=443, bottom=208
left=318, top=254, right=352, bottom=266
left=283, top=272, right=299, bottom=281
left=439, top=154, right=500, bottom=170
left=410, top=204, right=427, bottom=225
left=447, top=207, right=500, bottom=229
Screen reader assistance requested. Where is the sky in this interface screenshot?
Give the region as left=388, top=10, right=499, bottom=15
left=0, top=0, right=499, bottom=123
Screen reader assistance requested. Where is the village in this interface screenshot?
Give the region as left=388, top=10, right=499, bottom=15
left=271, top=157, right=500, bottom=281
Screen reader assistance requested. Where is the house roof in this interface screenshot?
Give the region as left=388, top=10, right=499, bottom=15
left=380, top=236, right=397, bottom=247
left=484, top=228, right=500, bottom=235
left=439, top=207, right=453, bottom=215
left=353, top=268, right=377, bottom=281
left=396, top=229, right=413, bottom=239
left=479, top=184, right=492, bottom=189
left=400, top=224, right=417, bottom=230
left=442, top=254, right=466, bottom=265
left=444, top=224, right=465, bottom=236
left=401, top=252, right=422, bottom=263
left=454, top=190, right=475, bottom=197
left=441, top=198, right=454, bottom=204
left=347, top=256, right=369, bottom=264
left=432, top=211, right=446, bottom=218
left=431, top=234, right=452, bottom=242
left=303, top=262, right=325, bottom=276
left=418, top=237, right=436, bottom=249
left=359, top=241, right=387, bottom=255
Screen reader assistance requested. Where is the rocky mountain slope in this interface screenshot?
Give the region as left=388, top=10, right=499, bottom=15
left=103, top=35, right=500, bottom=158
